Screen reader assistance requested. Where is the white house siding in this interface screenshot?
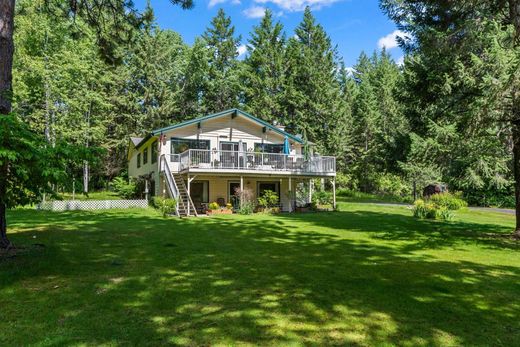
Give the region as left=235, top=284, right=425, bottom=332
left=128, top=113, right=316, bottom=205
left=177, top=174, right=306, bottom=212
left=158, top=115, right=303, bottom=158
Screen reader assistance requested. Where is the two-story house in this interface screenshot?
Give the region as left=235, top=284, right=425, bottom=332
left=128, top=109, right=336, bottom=216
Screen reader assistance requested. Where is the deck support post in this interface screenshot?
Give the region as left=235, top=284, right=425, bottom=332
left=145, top=179, right=149, bottom=201
left=187, top=174, right=190, bottom=216
left=288, top=177, right=293, bottom=212
left=240, top=175, right=244, bottom=208
left=332, top=177, right=336, bottom=210
left=308, top=179, right=313, bottom=204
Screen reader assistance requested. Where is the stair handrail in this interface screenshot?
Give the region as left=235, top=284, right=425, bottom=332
left=160, top=154, right=180, bottom=216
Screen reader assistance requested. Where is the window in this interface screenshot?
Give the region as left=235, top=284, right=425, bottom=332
left=254, top=143, right=284, bottom=153
left=191, top=181, right=209, bottom=205
left=151, top=140, right=158, bottom=164
left=137, top=153, right=141, bottom=168
left=171, top=138, right=210, bottom=154
left=143, top=147, right=148, bottom=165
left=257, top=182, right=280, bottom=197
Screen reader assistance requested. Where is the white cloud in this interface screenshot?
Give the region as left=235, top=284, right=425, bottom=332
left=237, top=44, right=248, bottom=57
left=254, top=0, right=340, bottom=12
left=208, top=0, right=241, bottom=8
left=243, top=6, right=267, bottom=18
left=377, top=30, right=406, bottom=50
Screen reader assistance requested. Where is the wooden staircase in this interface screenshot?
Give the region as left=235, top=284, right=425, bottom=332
left=160, top=155, right=198, bottom=217
left=172, top=174, right=198, bottom=217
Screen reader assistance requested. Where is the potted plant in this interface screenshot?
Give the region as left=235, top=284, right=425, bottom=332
left=206, top=201, right=233, bottom=215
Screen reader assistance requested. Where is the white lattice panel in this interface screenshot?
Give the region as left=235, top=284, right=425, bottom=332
left=38, top=200, right=149, bottom=211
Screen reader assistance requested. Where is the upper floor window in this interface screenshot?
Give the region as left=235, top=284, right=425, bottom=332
left=254, top=143, right=284, bottom=154
left=171, top=138, right=210, bottom=154
left=143, top=147, right=148, bottom=165
left=137, top=153, right=141, bottom=168
left=151, top=140, right=158, bottom=164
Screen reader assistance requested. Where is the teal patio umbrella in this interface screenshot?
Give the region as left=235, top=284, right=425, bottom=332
left=283, top=136, right=290, bottom=155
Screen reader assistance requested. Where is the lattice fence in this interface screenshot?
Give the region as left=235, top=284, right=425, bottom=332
left=38, top=200, right=149, bottom=211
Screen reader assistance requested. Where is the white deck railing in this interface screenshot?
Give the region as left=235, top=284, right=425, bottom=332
left=169, top=149, right=335, bottom=174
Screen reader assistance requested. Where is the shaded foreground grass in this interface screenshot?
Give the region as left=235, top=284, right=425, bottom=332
left=1, top=201, right=519, bottom=346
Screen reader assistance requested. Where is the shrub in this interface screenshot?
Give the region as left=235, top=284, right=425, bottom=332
left=235, top=187, right=255, bottom=215
left=112, top=176, right=137, bottom=199
left=412, top=192, right=467, bottom=221
left=226, top=203, right=233, bottom=210
left=374, top=173, right=412, bottom=198
left=413, top=199, right=437, bottom=219
left=429, top=192, right=467, bottom=210
left=151, top=196, right=177, bottom=217
left=258, top=190, right=279, bottom=209
left=312, top=190, right=332, bottom=206
left=208, top=202, right=220, bottom=210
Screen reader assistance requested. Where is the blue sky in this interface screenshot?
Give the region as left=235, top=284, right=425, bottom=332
left=133, top=0, right=403, bottom=67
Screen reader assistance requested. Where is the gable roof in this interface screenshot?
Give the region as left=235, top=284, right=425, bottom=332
left=150, top=109, right=305, bottom=145
left=130, top=137, right=143, bottom=147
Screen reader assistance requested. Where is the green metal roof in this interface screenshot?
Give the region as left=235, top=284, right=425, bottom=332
left=149, top=108, right=305, bottom=144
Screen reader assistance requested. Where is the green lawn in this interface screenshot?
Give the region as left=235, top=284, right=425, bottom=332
left=1, top=201, right=519, bottom=346
left=59, top=190, right=121, bottom=201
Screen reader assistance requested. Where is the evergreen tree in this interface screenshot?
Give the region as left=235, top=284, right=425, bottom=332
left=242, top=9, right=286, bottom=123
left=284, top=7, right=349, bottom=164
left=381, top=0, right=520, bottom=234
left=201, top=9, right=241, bottom=111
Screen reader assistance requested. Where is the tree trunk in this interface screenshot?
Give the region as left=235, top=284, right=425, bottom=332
left=83, top=161, right=89, bottom=195
left=0, top=0, right=14, bottom=114
left=513, top=120, right=520, bottom=238
left=511, top=0, right=520, bottom=238
left=0, top=0, right=15, bottom=250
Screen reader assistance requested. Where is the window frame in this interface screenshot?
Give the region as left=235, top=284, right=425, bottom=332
left=137, top=153, right=141, bottom=168
left=170, top=138, right=211, bottom=154
left=151, top=140, right=158, bottom=164
left=143, top=147, right=148, bottom=165
left=254, top=143, right=284, bottom=154
left=257, top=181, right=280, bottom=198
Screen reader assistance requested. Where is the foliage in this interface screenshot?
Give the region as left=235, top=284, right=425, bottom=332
left=257, top=190, right=279, bottom=209
left=373, top=173, right=411, bottom=198
left=235, top=187, right=255, bottom=215
left=412, top=192, right=467, bottom=221
left=208, top=202, right=220, bottom=210
left=151, top=196, right=177, bottom=217
left=111, top=177, right=137, bottom=199
left=0, top=114, right=92, bottom=208
left=429, top=192, right=468, bottom=211
left=312, top=190, right=333, bottom=206
left=226, top=203, right=233, bottom=210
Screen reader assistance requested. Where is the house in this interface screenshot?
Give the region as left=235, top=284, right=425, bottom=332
left=128, top=109, right=336, bottom=216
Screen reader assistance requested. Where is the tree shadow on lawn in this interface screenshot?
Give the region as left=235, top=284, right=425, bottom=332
left=277, top=208, right=518, bottom=252
left=1, top=209, right=520, bottom=346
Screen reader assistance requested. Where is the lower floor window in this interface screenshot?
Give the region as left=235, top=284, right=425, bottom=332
left=190, top=180, right=209, bottom=205
left=257, top=182, right=280, bottom=197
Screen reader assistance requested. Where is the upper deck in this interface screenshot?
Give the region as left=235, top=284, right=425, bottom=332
left=167, top=149, right=336, bottom=177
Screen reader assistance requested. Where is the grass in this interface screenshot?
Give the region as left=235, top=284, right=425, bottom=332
left=58, top=190, right=121, bottom=201
left=337, top=189, right=413, bottom=204
left=1, top=200, right=519, bottom=346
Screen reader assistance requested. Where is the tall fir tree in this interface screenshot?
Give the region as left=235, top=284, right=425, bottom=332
left=382, top=0, right=520, bottom=233
left=242, top=9, right=286, bottom=123
left=284, top=7, right=349, bottom=164
left=201, top=8, right=241, bottom=112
